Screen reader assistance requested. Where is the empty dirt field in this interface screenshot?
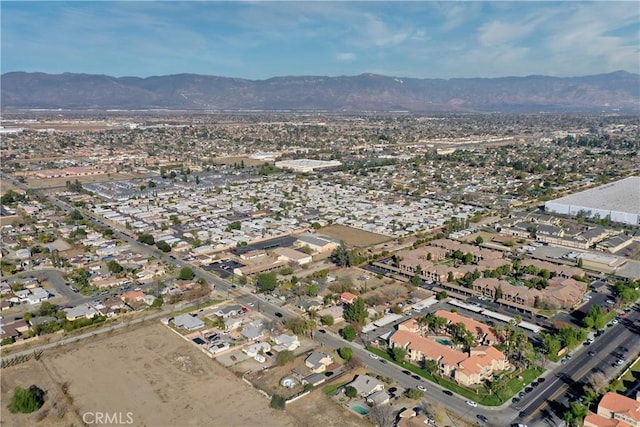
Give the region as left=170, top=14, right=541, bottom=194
left=320, top=225, right=392, bottom=248
left=1, top=323, right=297, bottom=427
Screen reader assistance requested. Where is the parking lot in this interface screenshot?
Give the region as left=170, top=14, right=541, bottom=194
left=204, top=259, right=245, bottom=278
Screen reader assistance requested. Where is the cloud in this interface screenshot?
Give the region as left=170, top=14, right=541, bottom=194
left=336, top=52, right=356, bottom=62
left=478, top=21, right=535, bottom=47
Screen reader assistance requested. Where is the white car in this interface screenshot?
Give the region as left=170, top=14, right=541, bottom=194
left=369, top=353, right=379, bottom=359
left=465, top=400, right=478, bottom=407
left=417, top=385, right=427, bottom=392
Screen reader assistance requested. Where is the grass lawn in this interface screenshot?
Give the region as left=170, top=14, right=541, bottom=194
left=610, top=357, right=640, bottom=394
left=323, top=381, right=348, bottom=396
left=367, top=346, right=544, bottom=406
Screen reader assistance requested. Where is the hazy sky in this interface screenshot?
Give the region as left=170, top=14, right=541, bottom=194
left=2, top=1, right=638, bottom=79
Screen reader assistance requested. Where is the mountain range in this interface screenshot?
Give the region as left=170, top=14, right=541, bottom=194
left=1, top=71, right=638, bottom=112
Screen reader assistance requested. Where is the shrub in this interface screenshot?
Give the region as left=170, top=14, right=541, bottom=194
left=8, top=385, right=45, bottom=414
left=338, top=347, right=353, bottom=361
left=270, top=394, right=286, bottom=410
left=340, top=326, right=356, bottom=342
left=345, top=386, right=358, bottom=398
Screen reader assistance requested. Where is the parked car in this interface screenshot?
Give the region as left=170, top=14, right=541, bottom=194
left=417, top=385, right=427, bottom=392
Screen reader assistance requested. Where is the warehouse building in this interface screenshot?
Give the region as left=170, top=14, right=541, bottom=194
left=545, top=176, right=640, bottom=226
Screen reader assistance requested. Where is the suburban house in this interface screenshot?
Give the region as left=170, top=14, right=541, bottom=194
left=584, top=392, right=640, bottom=427
left=215, top=304, right=244, bottom=319
left=64, top=304, right=99, bottom=321
left=26, top=287, right=50, bottom=305
left=305, top=352, right=333, bottom=373
left=243, top=341, right=271, bottom=357
left=120, top=290, right=145, bottom=303
left=241, top=319, right=265, bottom=341
left=340, top=292, right=358, bottom=305
left=347, top=374, right=384, bottom=397
left=0, top=319, right=30, bottom=341
left=367, top=390, right=391, bottom=406
left=172, top=314, right=204, bottom=331
left=271, top=334, right=300, bottom=352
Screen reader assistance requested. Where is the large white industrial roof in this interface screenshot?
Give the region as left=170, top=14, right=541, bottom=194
left=546, top=176, right=640, bottom=214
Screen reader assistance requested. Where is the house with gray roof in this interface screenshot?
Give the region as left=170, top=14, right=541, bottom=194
left=173, top=313, right=205, bottom=331
left=348, top=374, right=384, bottom=397
left=305, top=352, right=333, bottom=373
left=241, top=319, right=265, bottom=341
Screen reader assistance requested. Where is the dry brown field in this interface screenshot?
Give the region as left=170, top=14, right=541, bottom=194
left=1, top=323, right=297, bottom=427
left=320, top=225, right=392, bottom=248
left=0, top=179, right=20, bottom=195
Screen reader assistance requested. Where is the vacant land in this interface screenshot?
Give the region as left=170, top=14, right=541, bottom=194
left=214, top=156, right=267, bottom=167
left=23, top=172, right=142, bottom=189
left=320, top=225, right=392, bottom=248
left=2, top=323, right=297, bottom=427
left=287, top=387, right=371, bottom=427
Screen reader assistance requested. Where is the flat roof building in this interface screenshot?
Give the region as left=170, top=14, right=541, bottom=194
left=275, top=159, right=342, bottom=173
left=545, top=176, right=640, bottom=226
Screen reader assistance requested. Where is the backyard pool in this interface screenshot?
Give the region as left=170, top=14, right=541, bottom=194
left=436, top=338, right=453, bottom=346
left=351, top=404, right=369, bottom=416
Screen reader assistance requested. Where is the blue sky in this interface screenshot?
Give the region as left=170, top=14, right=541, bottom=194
left=2, top=1, right=638, bottom=79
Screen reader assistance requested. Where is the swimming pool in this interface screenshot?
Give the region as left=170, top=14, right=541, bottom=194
left=436, top=338, right=453, bottom=346
left=351, top=404, right=369, bottom=416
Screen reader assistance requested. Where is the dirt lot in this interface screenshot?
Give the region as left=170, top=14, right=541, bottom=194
left=214, top=156, right=268, bottom=167
left=1, top=323, right=297, bottom=427
left=320, top=225, right=392, bottom=248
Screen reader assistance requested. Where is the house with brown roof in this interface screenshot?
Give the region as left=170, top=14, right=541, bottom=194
left=120, top=290, right=145, bottom=303
left=389, top=328, right=509, bottom=385
left=584, top=392, right=640, bottom=427
left=340, top=292, right=358, bottom=305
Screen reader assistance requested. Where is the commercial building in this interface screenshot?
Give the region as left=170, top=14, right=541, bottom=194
left=275, top=159, right=342, bottom=173
left=545, top=176, right=640, bottom=226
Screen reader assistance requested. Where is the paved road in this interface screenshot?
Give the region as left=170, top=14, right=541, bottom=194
left=519, top=305, right=640, bottom=426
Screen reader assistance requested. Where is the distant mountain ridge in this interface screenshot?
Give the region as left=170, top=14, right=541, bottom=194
left=1, top=71, right=638, bottom=112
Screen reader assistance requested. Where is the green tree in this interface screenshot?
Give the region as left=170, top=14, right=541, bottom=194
left=156, top=240, right=171, bottom=252
left=8, top=386, right=45, bottom=414
left=435, top=290, right=448, bottom=301
left=137, top=233, right=155, bottom=245
left=107, top=259, right=123, bottom=274
left=338, top=347, right=353, bottom=361
left=392, top=346, right=407, bottom=362
left=340, top=326, right=357, bottom=342
left=151, top=298, right=163, bottom=308
left=345, top=386, right=358, bottom=398
left=345, top=298, right=367, bottom=325
left=276, top=350, right=295, bottom=366
left=179, top=267, right=195, bottom=280
left=270, top=394, right=286, bottom=410
left=307, top=284, right=318, bottom=297
left=330, top=241, right=354, bottom=267
left=411, top=265, right=423, bottom=286
left=475, top=236, right=484, bottom=245
left=256, top=272, right=278, bottom=293
left=321, top=315, right=334, bottom=326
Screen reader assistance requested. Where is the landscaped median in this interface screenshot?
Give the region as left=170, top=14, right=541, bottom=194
left=366, top=346, right=543, bottom=406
